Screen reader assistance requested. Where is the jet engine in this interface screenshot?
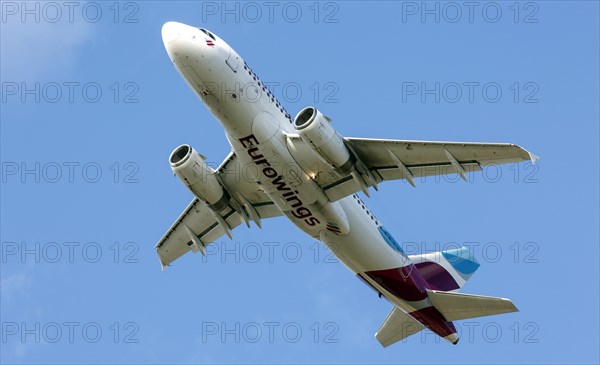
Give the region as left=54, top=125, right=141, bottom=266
left=169, top=144, right=229, bottom=211
left=293, top=106, right=379, bottom=197
left=293, top=107, right=353, bottom=173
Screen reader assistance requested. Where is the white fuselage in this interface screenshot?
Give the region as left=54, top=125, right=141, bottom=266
left=162, top=22, right=428, bottom=315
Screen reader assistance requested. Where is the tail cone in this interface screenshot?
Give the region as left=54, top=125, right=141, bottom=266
left=445, top=333, right=459, bottom=345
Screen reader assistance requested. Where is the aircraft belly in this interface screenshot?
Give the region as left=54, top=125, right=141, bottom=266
left=322, top=197, right=410, bottom=273
left=226, top=112, right=345, bottom=236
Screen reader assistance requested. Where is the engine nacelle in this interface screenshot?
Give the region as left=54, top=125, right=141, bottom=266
left=169, top=144, right=229, bottom=211
left=293, top=107, right=353, bottom=172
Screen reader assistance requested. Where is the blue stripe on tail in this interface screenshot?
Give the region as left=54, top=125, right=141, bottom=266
left=441, top=248, right=480, bottom=279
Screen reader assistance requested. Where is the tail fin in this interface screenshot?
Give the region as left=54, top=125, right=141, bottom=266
left=427, top=289, right=518, bottom=321
left=409, top=247, right=480, bottom=291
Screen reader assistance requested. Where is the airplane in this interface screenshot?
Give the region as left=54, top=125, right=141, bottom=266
left=156, top=21, right=538, bottom=347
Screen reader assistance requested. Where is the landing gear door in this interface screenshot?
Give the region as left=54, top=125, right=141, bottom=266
left=226, top=48, right=240, bottom=72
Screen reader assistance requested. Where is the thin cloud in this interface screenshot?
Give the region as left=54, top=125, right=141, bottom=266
left=0, top=270, right=32, bottom=302
left=1, top=19, right=93, bottom=81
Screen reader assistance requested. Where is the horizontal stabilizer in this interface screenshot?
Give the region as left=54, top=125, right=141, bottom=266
left=375, top=307, right=425, bottom=347
left=427, top=289, right=518, bottom=322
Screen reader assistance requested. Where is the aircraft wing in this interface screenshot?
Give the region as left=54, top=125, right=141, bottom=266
left=155, top=151, right=281, bottom=269
left=287, top=136, right=539, bottom=202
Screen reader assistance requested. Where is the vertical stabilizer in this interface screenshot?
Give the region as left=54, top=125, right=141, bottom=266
left=409, top=247, right=480, bottom=291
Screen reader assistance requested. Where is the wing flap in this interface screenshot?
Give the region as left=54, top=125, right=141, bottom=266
left=154, top=200, right=241, bottom=269
left=348, top=138, right=535, bottom=169
left=155, top=200, right=280, bottom=269
left=375, top=162, right=482, bottom=182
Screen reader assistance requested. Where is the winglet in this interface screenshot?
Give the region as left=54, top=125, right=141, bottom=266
left=513, top=144, right=540, bottom=165
left=157, top=246, right=169, bottom=271
left=527, top=151, right=540, bottom=165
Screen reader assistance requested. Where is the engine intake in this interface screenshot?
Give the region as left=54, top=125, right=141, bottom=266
left=293, top=107, right=352, bottom=172
left=169, top=144, right=229, bottom=211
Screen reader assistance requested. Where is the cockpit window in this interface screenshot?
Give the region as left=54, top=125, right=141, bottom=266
left=198, top=28, right=216, bottom=41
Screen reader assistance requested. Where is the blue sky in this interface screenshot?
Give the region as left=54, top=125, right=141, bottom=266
left=1, top=1, right=598, bottom=364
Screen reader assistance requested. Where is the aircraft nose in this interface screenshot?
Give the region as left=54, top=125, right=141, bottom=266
left=162, top=21, right=182, bottom=45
